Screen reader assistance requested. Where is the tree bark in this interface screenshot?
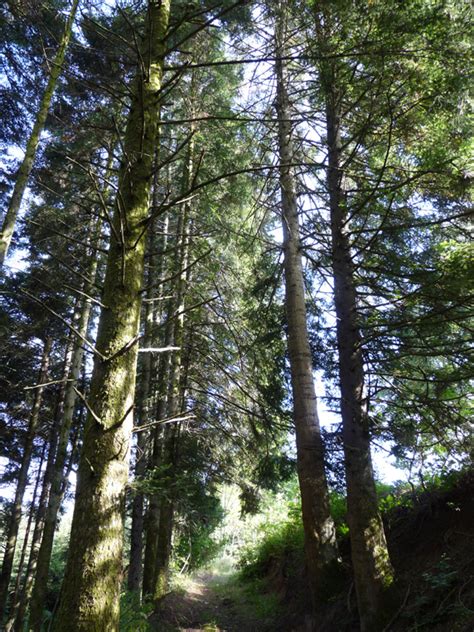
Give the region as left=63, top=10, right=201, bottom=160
left=126, top=337, right=152, bottom=596
left=152, top=132, right=193, bottom=600
left=274, top=3, right=339, bottom=614
left=141, top=294, right=172, bottom=598
left=143, top=123, right=194, bottom=599
left=151, top=426, right=177, bottom=600
left=127, top=159, right=165, bottom=597
left=324, top=82, right=393, bottom=632
left=51, top=2, right=171, bottom=629
left=28, top=158, right=107, bottom=632
left=12, top=432, right=54, bottom=632
left=126, top=252, right=155, bottom=596
left=151, top=284, right=186, bottom=601
left=0, top=0, right=80, bottom=264
left=2, top=443, right=46, bottom=632
left=0, top=337, right=52, bottom=617
left=17, top=329, right=79, bottom=632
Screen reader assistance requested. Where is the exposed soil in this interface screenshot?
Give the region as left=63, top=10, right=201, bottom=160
left=150, top=472, right=474, bottom=632
left=149, top=572, right=278, bottom=632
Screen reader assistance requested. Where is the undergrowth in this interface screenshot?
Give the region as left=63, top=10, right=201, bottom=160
left=236, top=469, right=473, bottom=631
left=213, top=573, right=282, bottom=622
left=119, top=591, right=152, bottom=632
left=238, top=513, right=304, bottom=580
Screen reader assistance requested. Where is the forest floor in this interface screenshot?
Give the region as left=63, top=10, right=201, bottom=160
left=149, top=568, right=280, bottom=632
left=148, top=471, right=474, bottom=632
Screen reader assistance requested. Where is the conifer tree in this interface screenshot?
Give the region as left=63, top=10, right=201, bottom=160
left=0, top=337, right=52, bottom=616
left=0, top=0, right=80, bottom=265
left=52, top=1, right=171, bottom=628
left=273, top=1, right=339, bottom=615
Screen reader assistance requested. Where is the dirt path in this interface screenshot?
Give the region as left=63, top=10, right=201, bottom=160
left=149, top=571, right=278, bottom=632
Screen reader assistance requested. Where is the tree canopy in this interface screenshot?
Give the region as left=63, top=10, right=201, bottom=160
left=0, top=1, right=472, bottom=630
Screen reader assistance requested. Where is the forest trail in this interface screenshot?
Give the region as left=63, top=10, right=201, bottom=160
left=150, top=569, right=278, bottom=632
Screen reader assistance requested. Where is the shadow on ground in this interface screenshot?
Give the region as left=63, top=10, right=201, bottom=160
left=149, top=570, right=279, bottom=632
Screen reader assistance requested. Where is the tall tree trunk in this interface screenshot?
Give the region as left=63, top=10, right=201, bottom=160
left=141, top=322, right=171, bottom=598
left=152, top=132, right=193, bottom=600
left=28, top=159, right=107, bottom=632
left=151, top=425, right=177, bottom=600
left=52, top=2, right=171, bottom=629
left=0, top=0, right=80, bottom=265
left=127, top=159, right=165, bottom=596
left=152, top=303, right=192, bottom=601
left=143, top=125, right=194, bottom=599
left=0, top=337, right=52, bottom=617
left=151, top=286, right=186, bottom=601
left=273, top=3, right=339, bottom=614
left=19, top=423, right=80, bottom=632
left=141, top=253, right=174, bottom=597
left=20, top=325, right=76, bottom=631
left=2, top=443, right=47, bottom=632
left=12, top=429, right=54, bottom=632
left=126, top=306, right=152, bottom=597
left=126, top=430, right=147, bottom=596
left=324, top=82, right=393, bottom=632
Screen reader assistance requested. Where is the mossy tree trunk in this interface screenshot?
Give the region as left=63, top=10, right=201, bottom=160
left=127, top=305, right=154, bottom=596
left=0, top=336, right=52, bottom=618
left=274, top=2, right=339, bottom=614
left=324, top=83, right=393, bottom=632
left=151, top=425, right=177, bottom=600
left=29, top=158, right=108, bottom=632
left=51, top=2, right=171, bottom=629
left=142, top=206, right=188, bottom=600
left=29, top=301, right=90, bottom=630
left=0, top=0, right=80, bottom=265
left=15, top=330, right=82, bottom=631
left=151, top=251, right=188, bottom=600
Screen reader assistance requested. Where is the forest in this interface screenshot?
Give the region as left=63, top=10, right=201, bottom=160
left=0, top=0, right=472, bottom=630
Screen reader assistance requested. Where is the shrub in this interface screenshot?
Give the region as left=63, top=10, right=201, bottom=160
left=237, top=515, right=304, bottom=580
left=119, top=591, right=153, bottom=632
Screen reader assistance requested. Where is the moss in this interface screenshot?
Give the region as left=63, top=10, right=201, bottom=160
left=51, top=2, right=171, bottom=630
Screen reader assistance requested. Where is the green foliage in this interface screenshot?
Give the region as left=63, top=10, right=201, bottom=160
left=403, top=554, right=470, bottom=630
left=173, top=520, right=224, bottom=574
left=1, top=0, right=472, bottom=627
left=439, top=241, right=474, bottom=282
left=329, top=492, right=349, bottom=537
left=239, top=484, right=261, bottom=516
left=376, top=482, right=414, bottom=515
left=29, top=519, right=71, bottom=626
left=236, top=480, right=352, bottom=580
left=213, top=573, right=282, bottom=624
left=119, top=592, right=153, bottom=632
left=236, top=473, right=470, bottom=584
left=44, top=524, right=69, bottom=609
left=237, top=514, right=304, bottom=581
left=242, top=581, right=282, bottom=620
left=171, top=444, right=226, bottom=572
left=422, top=555, right=458, bottom=592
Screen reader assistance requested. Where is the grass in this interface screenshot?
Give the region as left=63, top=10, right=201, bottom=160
left=212, top=572, right=282, bottom=623
left=148, top=559, right=281, bottom=631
